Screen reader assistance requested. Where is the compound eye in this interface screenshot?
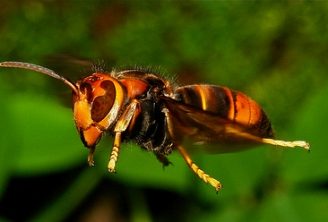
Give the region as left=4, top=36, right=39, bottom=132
left=91, top=80, right=116, bottom=122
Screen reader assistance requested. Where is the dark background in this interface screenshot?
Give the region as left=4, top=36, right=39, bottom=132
left=0, top=1, right=327, bottom=221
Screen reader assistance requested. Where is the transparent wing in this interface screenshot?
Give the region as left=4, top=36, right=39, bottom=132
left=161, top=96, right=309, bottom=152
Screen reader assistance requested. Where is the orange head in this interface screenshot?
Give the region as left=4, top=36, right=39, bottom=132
left=72, top=73, right=126, bottom=148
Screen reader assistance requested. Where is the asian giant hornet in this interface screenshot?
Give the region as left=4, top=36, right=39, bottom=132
left=0, top=61, right=310, bottom=191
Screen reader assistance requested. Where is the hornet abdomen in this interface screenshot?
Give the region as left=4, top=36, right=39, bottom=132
left=175, top=85, right=273, bottom=138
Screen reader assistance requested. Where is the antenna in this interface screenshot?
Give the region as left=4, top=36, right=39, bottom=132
left=0, top=61, right=78, bottom=94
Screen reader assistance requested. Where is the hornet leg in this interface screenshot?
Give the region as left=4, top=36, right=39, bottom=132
left=87, top=146, right=95, bottom=167
left=163, top=107, right=222, bottom=191
left=225, top=126, right=310, bottom=151
left=108, top=132, right=122, bottom=173
left=177, top=144, right=222, bottom=191
left=108, top=100, right=140, bottom=173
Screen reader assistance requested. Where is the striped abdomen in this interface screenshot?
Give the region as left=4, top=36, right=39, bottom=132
left=175, top=85, right=273, bottom=138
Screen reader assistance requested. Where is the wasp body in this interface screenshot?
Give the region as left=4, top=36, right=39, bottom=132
left=0, top=62, right=309, bottom=191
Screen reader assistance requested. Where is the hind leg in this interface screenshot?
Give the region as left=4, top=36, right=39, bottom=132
left=163, top=108, right=222, bottom=191
left=177, top=144, right=222, bottom=191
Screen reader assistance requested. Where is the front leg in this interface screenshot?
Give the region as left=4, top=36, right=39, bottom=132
left=108, top=100, right=140, bottom=173
left=108, top=132, right=122, bottom=172
left=87, top=146, right=96, bottom=167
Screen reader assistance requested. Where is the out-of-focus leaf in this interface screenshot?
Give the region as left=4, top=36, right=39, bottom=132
left=282, top=84, right=328, bottom=184
left=94, top=142, right=190, bottom=192
left=7, top=93, right=84, bottom=174
left=291, top=192, right=328, bottom=221
left=257, top=192, right=303, bottom=222
left=197, top=148, right=268, bottom=201
left=192, top=203, right=247, bottom=222
left=0, top=88, right=16, bottom=198
left=257, top=192, right=328, bottom=222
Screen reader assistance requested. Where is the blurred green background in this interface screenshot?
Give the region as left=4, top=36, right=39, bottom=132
left=0, top=1, right=327, bottom=221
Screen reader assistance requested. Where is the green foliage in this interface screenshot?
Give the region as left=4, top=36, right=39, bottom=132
left=0, top=1, right=327, bottom=221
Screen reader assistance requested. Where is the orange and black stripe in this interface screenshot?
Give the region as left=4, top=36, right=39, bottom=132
left=175, top=85, right=230, bottom=118
left=175, top=85, right=273, bottom=138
